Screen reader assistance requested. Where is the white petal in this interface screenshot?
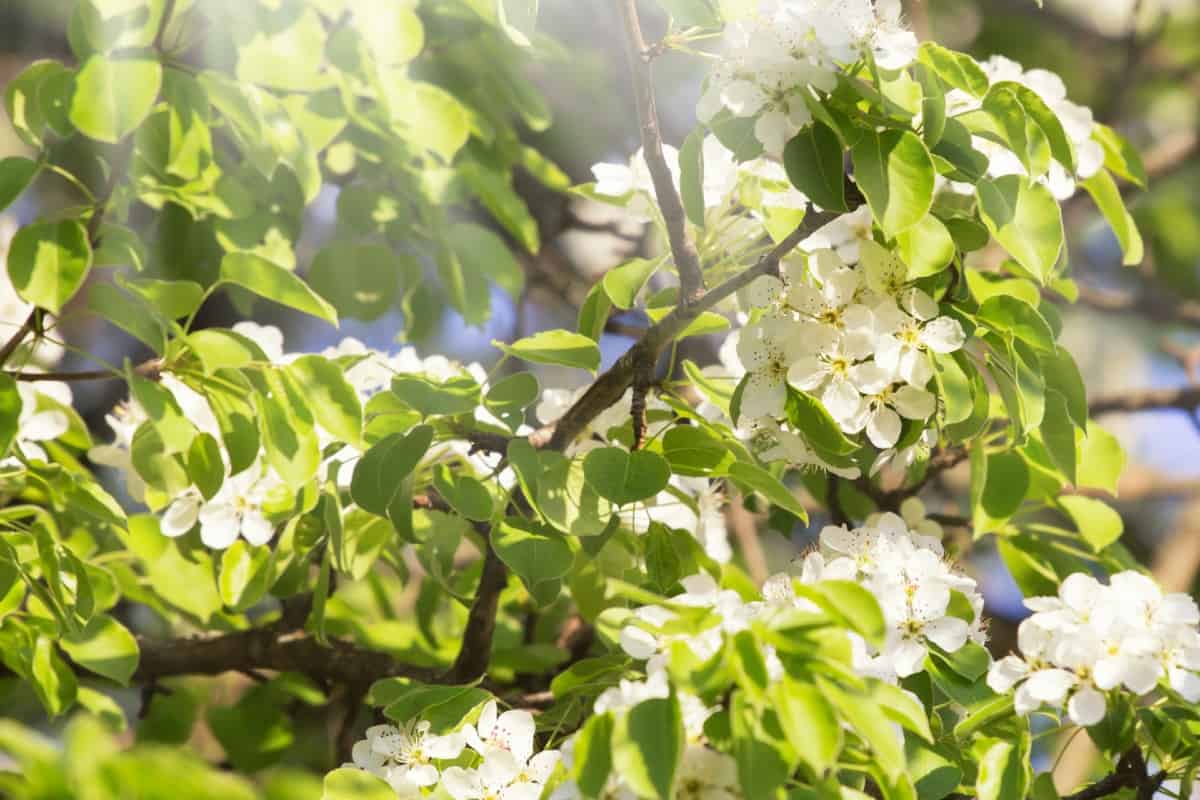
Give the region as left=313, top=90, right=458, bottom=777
left=892, top=386, right=936, bottom=420
left=920, top=317, right=966, bottom=354
left=198, top=504, right=241, bottom=549
left=1025, top=668, right=1076, bottom=705
left=925, top=617, right=969, bottom=652
left=528, top=750, right=562, bottom=782
left=620, top=626, right=659, bottom=660
left=891, top=639, right=928, bottom=678
left=822, top=379, right=863, bottom=423
left=987, top=656, right=1030, bottom=693
left=161, top=496, right=200, bottom=538
left=441, top=766, right=483, bottom=800
left=240, top=511, right=275, bottom=546
left=1067, top=688, right=1106, bottom=727
left=21, top=409, right=69, bottom=442
left=866, top=406, right=901, bottom=449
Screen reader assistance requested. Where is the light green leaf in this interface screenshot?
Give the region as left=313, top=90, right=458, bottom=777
left=391, top=375, right=481, bottom=418
left=308, top=243, right=402, bottom=322
left=350, top=426, right=433, bottom=516
left=972, top=450, right=1030, bottom=534
left=61, top=614, right=139, bottom=685
left=976, top=740, right=1028, bottom=800
left=460, top=161, right=540, bottom=253
left=798, top=579, right=886, bottom=649
left=287, top=355, right=364, bottom=447
left=1059, top=495, right=1123, bottom=552
left=219, top=252, right=338, bottom=325
left=0, top=157, right=39, bottom=213
left=614, top=695, right=685, bottom=800
left=187, top=432, right=225, bottom=501
left=603, top=258, right=660, bottom=310
left=851, top=129, right=934, bottom=238
left=726, top=462, right=809, bottom=523
left=69, top=55, right=162, bottom=143
left=390, top=81, right=471, bottom=163
left=0, top=375, right=20, bottom=458
left=492, top=518, right=574, bottom=591
left=770, top=678, right=841, bottom=775
left=495, top=329, right=601, bottom=372
left=897, top=214, right=955, bottom=279
left=918, top=43, right=989, bottom=98
left=451, top=222, right=524, bottom=301
left=1081, top=169, right=1143, bottom=266
left=1076, top=422, right=1125, bottom=496
left=976, top=176, right=1064, bottom=284
left=654, top=0, right=720, bottom=26
left=574, top=712, right=615, bottom=797
left=322, top=768, right=394, bottom=800
left=236, top=8, right=327, bottom=91
left=484, top=372, right=539, bottom=433
left=432, top=465, right=494, bottom=522
left=7, top=219, right=93, bottom=314
left=219, top=540, right=274, bottom=610
left=783, top=122, right=847, bottom=212
left=583, top=447, right=672, bottom=506
left=32, top=635, right=77, bottom=716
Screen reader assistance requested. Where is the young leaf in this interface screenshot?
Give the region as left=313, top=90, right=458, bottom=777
left=7, top=219, right=93, bottom=314
left=69, top=55, right=162, bottom=142
left=219, top=252, right=338, bottom=325
left=495, top=329, right=601, bottom=372
left=851, top=129, right=935, bottom=238
left=976, top=176, right=1064, bottom=284
left=60, top=614, right=140, bottom=686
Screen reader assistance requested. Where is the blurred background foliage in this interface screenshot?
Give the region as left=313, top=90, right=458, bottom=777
left=0, top=0, right=1198, bottom=794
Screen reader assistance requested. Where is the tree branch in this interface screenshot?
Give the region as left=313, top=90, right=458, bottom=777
left=1089, top=385, right=1200, bottom=416
left=447, top=538, right=508, bottom=683
left=543, top=214, right=835, bottom=452
left=133, top=626, right=436, bottom=687
left=616, top=0, right=705, bottom=304
left=6, top=358, right=162, bottom=383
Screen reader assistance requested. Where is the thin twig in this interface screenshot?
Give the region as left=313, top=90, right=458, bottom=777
left=1089, top=385, right=1200, bottom=416
left=616, top=0, right=705, bottom=304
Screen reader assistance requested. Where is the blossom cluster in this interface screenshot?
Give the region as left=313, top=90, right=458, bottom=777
left=89, top=325, right=496, bottom=549
left=620, top=502, right=984, bottom=686
left=987, top=571, right=1200, bottom=726
left=948, top=55, right=1105, bottom=201
left=698, top=0, right=917, bottom=155
left=736, top=233, right=966, bottom=455
left=347, top=701, right=561, bottom=799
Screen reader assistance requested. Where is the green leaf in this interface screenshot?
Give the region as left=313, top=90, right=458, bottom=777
left=784, top=123, right=847, bottom=212
left=918, top=43, right=989, bottom=98
left=307, top=243, right=402, bottom=322
left=350, top=426, right=433, bottom=516
left=662, top=425, right=734, bottom=476
left=322, top=768, right=394, bottom=800
left=481, top=372, right=534, bottom=428
left=256, top=370, right=320, bottom=489
left=574, top=712, right=616, bottom=797
left=492, top=517, right=574, bottom=598
left=32, top=635, right=77, bottom=716
left=976, top=176, right=1064, bottom=284
left=583, top=447, right=671, bottom=506
left=0, top=375, right=20, bottom=458
left=287, top=355, right=364, bottom=446
left=391, top=375, right=480, bottom=418
left=187, top=432, right=225, bottom=501
left=1040, top=391, right=1077, bottom=485
left=680, top=128, right=706, bottom=227
left=851, top=129, right=935, bottom=238
left=785, top=388, right=860, bottom=457
left=770, top=678, right=841, bottom=775
left=0, top=157, right=39, bottom=213
left=1059, top=495, right=1123, bottom=552
left=451, top=222, right=524, bottom=301
left=377, top=683, right=492, bottom=734
left=219, top=252, right=338, bottom=325
left=578, top=282, right=613, bottom=342
left=976, top=740, right=1028, bottom=800
left=237, top=7, right=327, bottom=91
left=69, top=55, right=162, bottom=143
left=897, top=214, right=955, bottom=279
left=120, top=276, right=203, bottom=319
left=87, top=283, right=167, bottom=354
left=130, top=372, right=195, bottom=453
left=976, top=295, right=1056, bottom=353
left=219, top=539, right=274, bottom=610
left=390, top=81, right=471, bottom=162
left=726, top=462, right=809, bottom=523
left=972, top=450, right=1030, bottom=534
left=7, top=219, right=93, bottom=314
left=432, top=465, right=494, bottom=522
left=61, top=613, right=139, bottom=685
left=821, top=679, right=905, bottom=779
left=603, top=258, right=660, bottom=310
left=798, top=579, right=886, bottom=649
left=1081, top=169, right=1143, bottom=266
left=495, top=329, right=601, bottom=372
left=459, top=160, right=540, bottom=253
left=1092, top=123, right=1146, bottom=186
left=613, top=695, right=685, bottom=800
left=1076, top=422, right=1125, bottom=496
